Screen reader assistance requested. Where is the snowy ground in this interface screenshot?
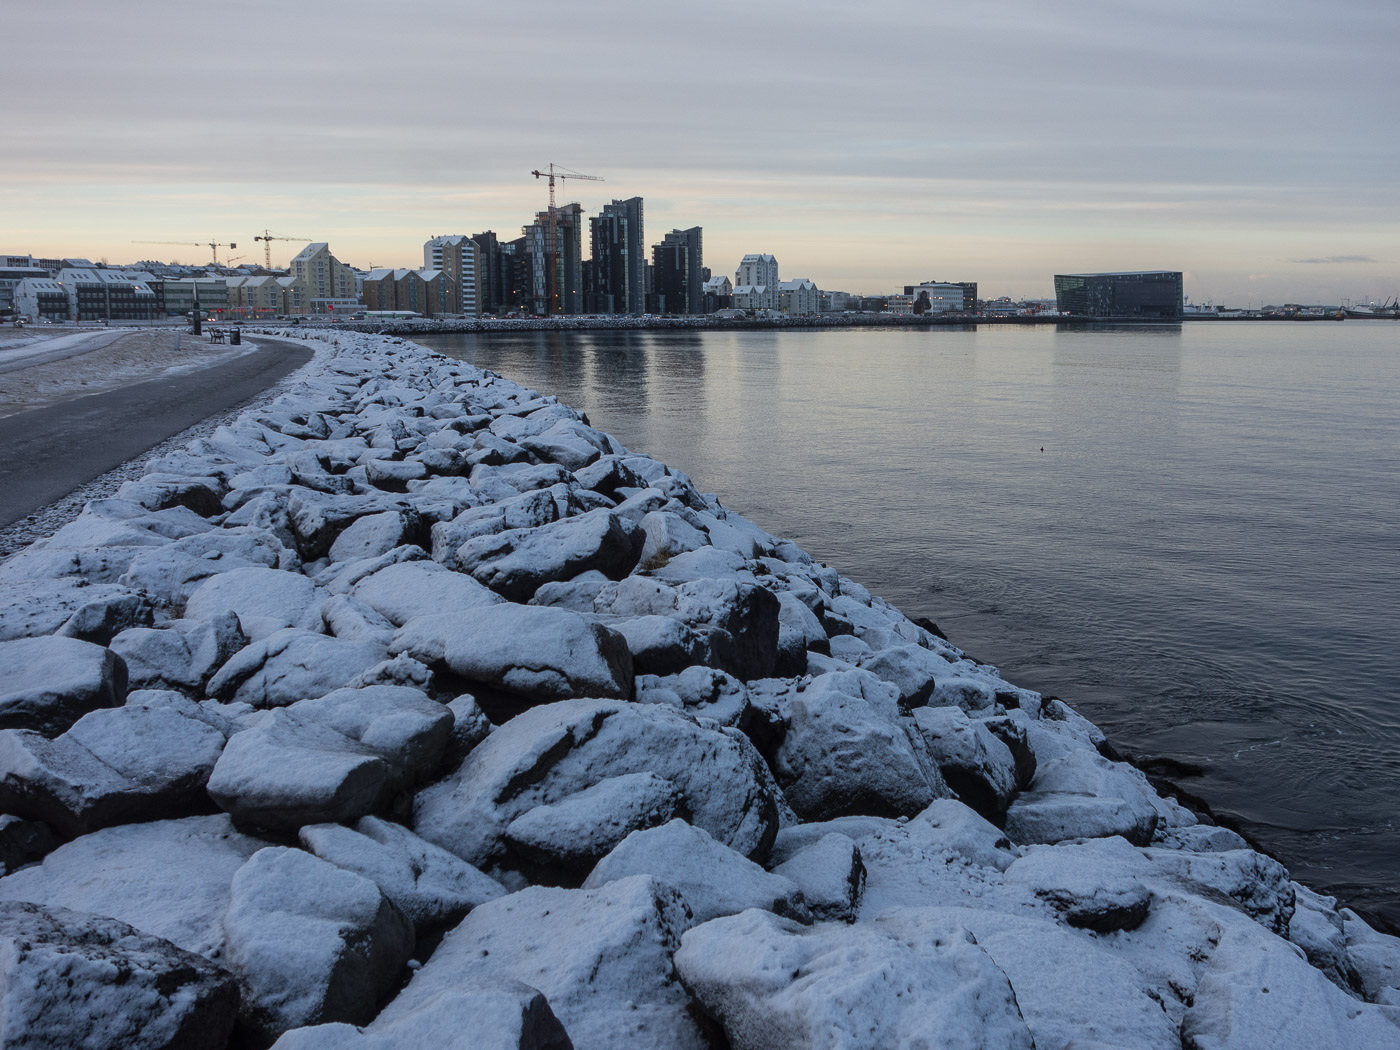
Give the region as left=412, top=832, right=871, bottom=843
left=0, top=328, right=1396, bottom=1050
left=0, top=327, right=257, bottom=418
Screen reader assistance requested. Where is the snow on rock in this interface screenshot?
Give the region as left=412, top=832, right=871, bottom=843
left=583, top=819, right=810, bottom=924
left=0, top=636, right=127, bottom=736
left=390, top=605, right=632, bottom=705
left=0, top=900, right=240, bottom=1050
left=0, top=697, right=227, bottom=836
left=109, top=611, right=247, bottom=693
left=183, top=565, right=324, bottom=640
left=769, top=832, right=865, bottom=923
left=405, top=875, right=709, bottom=1050
left=0, top=815, right=264, bottom=960
left=349, top=559, right=503, bottom=625
left=504, top=771, right=681, bottom=879
left=299, top=816, right=504, bottom=935
left=222, top=846, right=414, bottom=1042
left=268, top=975, right=573, bottom=1050
left=769, top=670, right=947, bottom=821
left=454, top=509, right=644, bottom=602
left=0, top=816, right=55, bottom=877
left=413, top=699, right=780, bottom=882
left=205, top=628, right=386, bottom=708
left=911, top=704, right=1019, bottom=819
left=673, top=907, right=1034, bottom=1050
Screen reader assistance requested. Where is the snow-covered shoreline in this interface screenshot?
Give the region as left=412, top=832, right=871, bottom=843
left=0, top=329, right=1396, bottom=1049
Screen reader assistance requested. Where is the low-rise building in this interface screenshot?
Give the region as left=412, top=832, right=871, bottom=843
left=779, top=278, right=820, bottom=316
left=158, top=277, right=228, bottom=317
left=225, top=275, right=285, bottom=319
left=13, top=277, right=70, bottom=322
left=58, top=268, right=164, bottom=321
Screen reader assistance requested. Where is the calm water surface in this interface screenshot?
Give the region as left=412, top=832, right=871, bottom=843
left=419, top=323, right=1400, bottom=925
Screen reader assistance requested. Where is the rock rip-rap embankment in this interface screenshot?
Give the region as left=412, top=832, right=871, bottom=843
left=0, top=329, right=1396, bottom=1050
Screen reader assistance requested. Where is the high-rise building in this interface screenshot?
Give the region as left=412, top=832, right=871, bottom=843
left=470, top=231, right=504, bottom=314
left=1053, top=271, right=1183, bottom=318
left=651, top=227, right=703, bottom=315
left=524, top=204, right=584, bottom=315
left=424, top=235, right=481, bottom=316
left=734, top=253, right=779, bottom=311
left=588, top=197, right=645, bottom=315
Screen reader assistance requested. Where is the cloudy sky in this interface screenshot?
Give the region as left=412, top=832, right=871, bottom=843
left=6, top=0, right=1397, bottom=303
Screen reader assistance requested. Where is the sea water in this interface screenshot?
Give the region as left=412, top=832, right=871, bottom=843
left=420, top=321, right=1400, bottom=925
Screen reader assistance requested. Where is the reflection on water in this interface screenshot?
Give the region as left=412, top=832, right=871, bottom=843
left=420, top=323, right=1400, bottom=926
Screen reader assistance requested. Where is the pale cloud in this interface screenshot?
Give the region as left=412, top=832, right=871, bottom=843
left=1292, top=256, right=1380, bottom=264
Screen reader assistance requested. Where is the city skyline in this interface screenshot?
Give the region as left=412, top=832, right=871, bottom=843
left=6, top=0, right=1397, bottom=304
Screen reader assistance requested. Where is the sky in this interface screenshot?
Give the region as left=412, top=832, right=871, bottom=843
left=5, top=0, right=1398, bottom=304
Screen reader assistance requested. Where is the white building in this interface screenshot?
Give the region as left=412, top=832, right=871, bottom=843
left=703, top=275, right=732, bottom=297
left=779, top=278, right=820, bottom=316
left=734, top=253, right=780, bottom=309
left=424, top=235, right=482, bottom=317
left=909, top=283, right=964, bottom=312
left=13, top=277, right=69, bottom=322
left=732, top=284, right=773, bottom=312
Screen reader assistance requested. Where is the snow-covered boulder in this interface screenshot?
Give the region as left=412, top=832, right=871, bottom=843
left=454, top=509, right=643, bottom=602
left=390, top=605, right=632, bottom=705
left=413, top=699, right=780, bottom=882
left=300, top=816, right=505, bottom=934
left=911, top=704, right=1019, bottom=818
left=858, top=643, right=946, bottom=707
left=0, top=815, right=265, bottom=960
left=407, top=875, right=708, bottom=1050
left=268, top=975, right=573, bottom=1050
left=0, top=698, right=226, bottom=836
left=109, top=612, right=247, bottom=693
left=206, top=629, right=386, bottom=708
left=504, top=771, right=681, bottom=878
left=350, top=559, right=503, bottom=625
left=1004, top=838, right=1154, bottom=932
left=770, top=671, right=946, bottom=821
left=222, top=846, right=414, bottom=1042
left=184, top=565, right=324, bottom=640
left=0, top=900, right=240, bottom=1050
left=0, top=636, right=127, bottom=736
left=327, top=509, right=421, bottom=563
left=0, top=816, right=54, bottom=877
left=674, top=908, right=1034, bottom=1050
left=770, top=832, right=865, bottom=923
left=584, top=819, right=809, bottom=925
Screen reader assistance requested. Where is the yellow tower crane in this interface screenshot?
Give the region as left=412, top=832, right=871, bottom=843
left=131, top=240, right=237, bottom=265
left=252, top=231, right=310, bottom=270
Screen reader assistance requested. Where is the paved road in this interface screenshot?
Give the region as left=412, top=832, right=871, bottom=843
left=0, top=336, right=312, bottom=528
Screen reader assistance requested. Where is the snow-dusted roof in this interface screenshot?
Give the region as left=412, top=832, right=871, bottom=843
left=733, top=284, right=767, bottom=295
left=780, top=279, right=817, bottom=291
left=364, top=268, right=397, bottom=281
left=16, top=277, right=64, bottom=292
left=418, top=268, right=446, bottom=282
left=290, top=243, right=328, bottom=261
left=739, top=253, right=777, bottom=264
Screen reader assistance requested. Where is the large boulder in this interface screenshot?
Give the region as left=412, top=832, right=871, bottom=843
left=268, top=976, right=573, bottom=1050
left=222, top=847, right=414, bottom=1043
left=454, top=510, right=643, bottom=602
left=0, top=900, right=240, bottom=1050
left=390, top=605, right=632, bottom=705
left=110, top=613, right=247, bottom=693
left=584, top=819, right=809, bottom=925
left=0, top=636, right=127, bottom=736
left=0, top=698, right=227, bottom=837
left=350, top=559, right=503, bottom=626
left=674, top=908, right=1034, bottom=1050
left=183, top=566, right=324, bottom=640
left=413, top=699, right=781, bottom=882
left=405, top=875, right=710, bottom=1050
left=771, top=671, right=946, bottom=821
left=0, top=815, right=265, bottom=961
left=299, top=816, right=505, bottom=934
left=769, top=832, right=865, bottom=923
left=206, top=629, right=386, bottom=708
left=911, top=705, right=1019, bottom=818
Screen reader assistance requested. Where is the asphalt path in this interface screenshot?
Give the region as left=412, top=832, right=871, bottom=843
left=0, top=335, right=312, bottom=528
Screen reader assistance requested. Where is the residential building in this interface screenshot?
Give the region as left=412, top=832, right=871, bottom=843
left=1053, top=271, right=1183, bottom=318
left=524, top=204, right=584, bottom=315
left=904, top=280, right=976, bottom=313
left=820, top=290, right=853, bottom=312
left=470, top=231, right=505, bottom=314
left=734, top=253, right=780, bottom=310
left=651, top=227, right=703, bottom=315
left=588, top=197, right=645, bottom=315
left=13, top=277, right=70, bottom=322
left=702, top=275, right=732, bottom=314
left=0, top=258, right=49, bottom=316
left=779, top=278, right=820, bottom=316
left=424, top=235, right=482, bottom=316
left=59, top=268, right=164, bottom=321
left=225, top=275, right=284, bottom=319
left=286, top=243, right=357, bottom=314
left=360, top=269, right=398, bottom=312
left=362, top=268, right=457, bottom=317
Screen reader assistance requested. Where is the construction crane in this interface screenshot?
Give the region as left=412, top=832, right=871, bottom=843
left=252, top=230, right=309, bottom=270
left=131, top=240, right=237, bottom=265
left=531, top=164, right=602, bottom=314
